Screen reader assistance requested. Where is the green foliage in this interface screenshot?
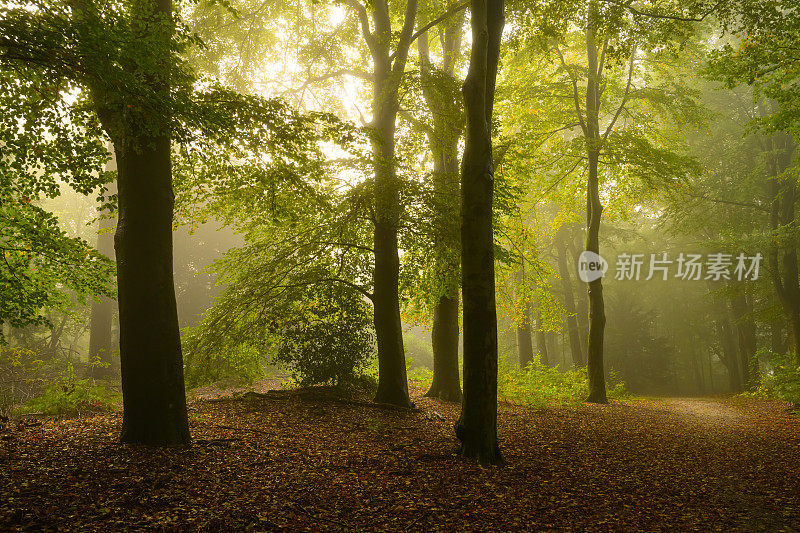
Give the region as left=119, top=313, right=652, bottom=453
left=16, top=363, right=119, bottom=417
left=747, top=350, right=800, bottom=407
left=498, top=355, right=629, bottom=407
left=183, top=333, right=265, bottom=389
left=274, top=286, right=375, bottom=387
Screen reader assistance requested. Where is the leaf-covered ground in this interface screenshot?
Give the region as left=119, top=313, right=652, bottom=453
left=1, top=385, right=799, bottom=531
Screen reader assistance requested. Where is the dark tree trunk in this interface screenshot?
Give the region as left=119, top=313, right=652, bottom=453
left=111, top=0, right=189, bottom=446
left=455, top=0, right=504, bottom=466
left=115, top=134, right=190, bottom=446
left=715, top=317, right=742, bottom=393
left=368, top=0, right=417, bottom=407
left=729, top=286, right=757, bottom=389
left=426, top=294, right=462, bottom=401
left=584, top=4, right=607, bottom=404
left=88, top=169, right=116, bottom=379
left=419, top=24, right=464, bottom=402
left=556, top=226, right=584, bottom=366
left=371, top=72, right=408, bottom=406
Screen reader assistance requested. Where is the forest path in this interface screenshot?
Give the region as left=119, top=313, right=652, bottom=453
left=656, top=397, right=743, bottom=426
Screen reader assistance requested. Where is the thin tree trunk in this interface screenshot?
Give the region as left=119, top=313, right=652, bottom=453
left=568, top=230, right=589, bottom=360
left=455, top=0, right=504, bottom=466
left=715, top=317, right=742, bottom=393
left=515, top=264, right=534, bottom=368
left=556, top=226, right=584, bottom=366
left=516, top=304, right=534, bottom=368
left=88, top=157, right=117, bottom=379
left=771, top=320, right=787, bottom=354
left=535, top=306, right=549, bottom=366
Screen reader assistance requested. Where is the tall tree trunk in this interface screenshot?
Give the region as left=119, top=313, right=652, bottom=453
left=729, top=285, right=757, bottom=390
left=88, top=156, right=117, bottom=379
left=455, top=0, right=504, bottom=466
left=368, top=0, right=418, bottom=407
left=715, top=317, right=742, bottom=393
left=709, top=282, right=743, bottom=393
left=114, top=0, right=189, bottom=446
left=515, top=263, right=534, bottom=368
left=556, top=226, right=584, bottom=366
left=584, top=4, right=607, bottom=403
left=427, top=294, right=462, bottom=401
left=419, top=24, right=464, bottom=402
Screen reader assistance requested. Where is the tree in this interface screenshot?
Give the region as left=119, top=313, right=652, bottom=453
left=454, top=0, right=504, bottom=466
left=401, top=1, right=466, bottom=401
left=86, top=0, right=190, bottom=445
left=3, top=0, right=319, bottom=444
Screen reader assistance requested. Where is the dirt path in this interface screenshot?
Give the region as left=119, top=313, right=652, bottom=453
left=657, top=397, right=743, bottom=426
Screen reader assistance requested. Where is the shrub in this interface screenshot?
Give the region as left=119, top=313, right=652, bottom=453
left=183, top=332, right=265, bottom=389
left=747, top=350, right=800, bottom=407
left=16, top=363, right=119, bottom=416
left=275, top=286, right=375, bottom=386
left=497, top=355, right=629, bottom=407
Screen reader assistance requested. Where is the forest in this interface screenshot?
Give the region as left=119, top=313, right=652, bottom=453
left=1, top=0, right=800, bottom=530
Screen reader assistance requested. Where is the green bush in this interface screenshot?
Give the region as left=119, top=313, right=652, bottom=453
left=497, top=355, right=629, bottom=407
left=747, top=350, right=800, bottom=407
left=16, top=363, right=119, bottom=416
left=275, top=287, right=375, bottom=386
left=183, top=332, right=265, bottom=389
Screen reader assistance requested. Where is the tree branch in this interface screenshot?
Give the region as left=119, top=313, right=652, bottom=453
left=554, top=43, right=587, bottom=136
left=339, top=0, right=377, bottom=53
left=601, top=48, right=635, bottom=146
left=389, top=0, right=469, bottom=62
